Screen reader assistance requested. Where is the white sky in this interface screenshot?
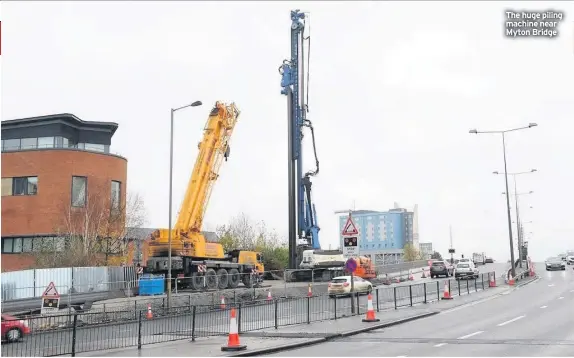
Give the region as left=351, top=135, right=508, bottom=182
left=2, top=1, right=573, bottom=262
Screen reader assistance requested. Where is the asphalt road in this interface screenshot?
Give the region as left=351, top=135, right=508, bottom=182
left=267, top=263, right=574, bottom=357
left=0, top=264, right=503, bottom=357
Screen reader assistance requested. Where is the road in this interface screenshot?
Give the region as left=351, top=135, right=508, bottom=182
left=0, top=264, right=503, bottom=357
left=267, top=263, right=574, bottom=357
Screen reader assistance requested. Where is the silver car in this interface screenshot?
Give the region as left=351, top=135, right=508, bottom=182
left=545, top=257, right=566, bottom=271
left=454, top=263, right=479, bottom=279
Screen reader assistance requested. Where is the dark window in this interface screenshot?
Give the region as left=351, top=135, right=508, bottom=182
left=2, top=238, right=14, bottom=253
left=20, top=138, right=38, bottom=150
left=111, top=181, right=121, bottom=210
left=12, top=177, right=38, bottom=196
left=38, top=137, right=55, bottom=149
left=3, top=139, right=20, bottom=151
left=71, top=176, right=87, bottom=207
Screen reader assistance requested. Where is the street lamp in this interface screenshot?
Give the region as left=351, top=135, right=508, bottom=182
left=167, top=100, right=202, bottom=307
left=469, top=123, right=537, bottom=278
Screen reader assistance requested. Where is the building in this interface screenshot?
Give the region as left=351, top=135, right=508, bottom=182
left=419, top=242, right=433, bottom=259
left=1, top=113, right=128, bottom=272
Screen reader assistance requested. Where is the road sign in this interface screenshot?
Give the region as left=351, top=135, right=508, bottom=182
left=345, top=258, right=357, bottom=273
left=341, top=215, right=359, bottom=236
left=343, top=236, right=358, bottom=258
left=42, top=282, right=60, bottom=298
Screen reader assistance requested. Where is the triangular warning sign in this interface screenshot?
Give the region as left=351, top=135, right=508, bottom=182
left=42, top=282, right=60, bottom=297
left=342, top=215, right=359, bottom=236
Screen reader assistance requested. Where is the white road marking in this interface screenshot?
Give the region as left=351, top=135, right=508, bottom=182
left=570, top=289, right=574, bottom=293
left=497, top=315, right=525, bottom=327
left=548, top=284, right=555, bottom=287
left=458, top=331, right=484, bottom=339
left=558, top=297, right=564, bottom=300
left=434, top=343, right=448, bottom=347
left=540, top=305, right=548, bottom=309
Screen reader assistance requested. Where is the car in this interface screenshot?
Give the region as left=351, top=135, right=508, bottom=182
left=430, top=260, right=453, bottom=278
left=485, top=257, right=494, bottom=264
left=566, top=251, right=574, bottom=265
left=1, top=314, right=30, bottom=343
left=328, top=276, right=373, bottom=298
left=454, top=262, right=479, bottom=279
left=545, top=257, right=566, bottom=271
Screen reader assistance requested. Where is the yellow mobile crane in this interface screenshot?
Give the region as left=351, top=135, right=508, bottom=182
left=146, top=102, right=264, bottom=290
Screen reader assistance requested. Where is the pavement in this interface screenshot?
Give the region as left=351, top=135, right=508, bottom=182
left=265, top=263, right=574, bottom=357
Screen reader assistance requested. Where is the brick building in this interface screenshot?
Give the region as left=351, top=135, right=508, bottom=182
left=1, top=113, right=128, bottom=272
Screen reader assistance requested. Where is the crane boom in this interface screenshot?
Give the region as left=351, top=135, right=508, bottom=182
left=279, top=9, right=321, bottom=270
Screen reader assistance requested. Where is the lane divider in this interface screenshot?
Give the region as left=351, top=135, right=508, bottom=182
left=457, top=331, right=484, bottom=340
left=434, top=343, right=447, bottom=348
left=497, top=315, right=525, bottom=327
left=558, top=297, right=564, bottom=300
left=540, top=305, right=547, bottom=309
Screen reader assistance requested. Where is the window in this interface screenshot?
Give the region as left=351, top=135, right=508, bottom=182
left=1, top=178, right=13, bottom=197
left=22, top=238, right=33, bottom=252
left=71, top=176, right=87, bottom=207
left=11, top=177, right=38, bottom=196
left=84, top=143, right=105, bottom=152
left=20, top=138, right=38, bottom=150
left=3, top=139, right=20, bottom=151
left=38, top=137, right=55, bottom=148
left=55, top=137, right=70, bottom=148
left=111, top=181, right=121, bottom=210
left=2, top=238, right=14, bottom=253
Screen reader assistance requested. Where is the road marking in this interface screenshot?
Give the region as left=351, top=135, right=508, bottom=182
left=458, top=331, right=484, bottom=339
left=434, top=343, right=448, bottom=347
left=558, top=297, right=564, bottom=300
left=548, top=284, right=555, bottom=287
left=540, top=305, right=547, bottom=309
left=570, top=289, right=574, bottom=293
left=497, top=315, right=525, bottom=327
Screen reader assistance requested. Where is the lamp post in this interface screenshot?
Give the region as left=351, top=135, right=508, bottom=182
left=494, top=169, right=537, bottom=268
left=167, top=100, right=202, bottom=308
left=469, top=123, right=537, bottom=278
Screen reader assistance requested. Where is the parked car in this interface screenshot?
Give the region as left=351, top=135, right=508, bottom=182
left=566, top=251, right=574, bottom=265
left=454, top=262, right=479, bottom=279
left=328, top=276, right=373, bottom=298
left=545, top=257, right=566, bottom=271
left=430, top=260, right=453, bottom=278
left=1, top=314, right=30, bottom=343
left=485, top=257, right=494, bottom=264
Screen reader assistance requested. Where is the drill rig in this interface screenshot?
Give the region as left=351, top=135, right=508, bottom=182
left=279, top=10, right=357, bottom=282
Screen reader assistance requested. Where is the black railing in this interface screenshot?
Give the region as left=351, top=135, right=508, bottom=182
left=1, top=272, right=501, bottom=357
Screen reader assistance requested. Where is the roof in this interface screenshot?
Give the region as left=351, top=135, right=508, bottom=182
left=125, top=227, right=220, bottom=242
left=1, top=113, right=119, bottom=136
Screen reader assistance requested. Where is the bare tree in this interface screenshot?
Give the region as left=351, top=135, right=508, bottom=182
left=403, top=243, right=422, bottom=262
left=35, top=184, right=148, bottom=268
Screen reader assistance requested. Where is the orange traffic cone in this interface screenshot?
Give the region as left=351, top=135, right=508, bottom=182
left=221, top=308, right=246, bottom=352
left=508, top=274, right=515, bottom=286
left=267, top=290, right=272, bottom=302
left=441, top=281, right=453, bottom=300
left=220, top=296, right=226, bottom=309
left=307, top=284, right=312, bottom=297
left=408, top=270, right=414, bottom=281
left=146, top=303, right=153, bottom=319
left=489, top=274, right=497, bottom=288
left=362, top=294, right=380, bottom=322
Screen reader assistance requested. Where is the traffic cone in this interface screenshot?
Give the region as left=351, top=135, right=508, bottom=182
left=221, top=308, right=246, bottom=352
left=146, top=304, right=153, bottom=319
left=267, top=290, right=272, bottom=302
left=508, top=274, right=515, bottom=286
left=489, top=274, right=497, bottom=287
left=408, top=270, right=414, bottom=281
left=307, top=284, right=312, bottom=297
left=421, top=268, right=428, bottom=279
left=441, top=281, right=453, bottom=300
left=220, top=296, right=226, bottom=309
left=362, top=294, right=380, bottom=322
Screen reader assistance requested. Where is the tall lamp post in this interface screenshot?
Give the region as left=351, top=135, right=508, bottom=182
left=494, top=169, right=537, bottom=268
left=469, top=123, right=537, bottom=278
left=167, top=100, right=202, bottom=307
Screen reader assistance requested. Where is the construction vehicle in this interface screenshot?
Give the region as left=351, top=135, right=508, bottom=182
left=279, top=10, right=373, bottom=282
left=298, top=250, right=376, bottom=281
left=146, top=102, right=264, bottom=290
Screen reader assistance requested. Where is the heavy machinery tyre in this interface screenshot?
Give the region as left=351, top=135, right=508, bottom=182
left=205, top=268, right=218, bottom=290
left=367, top=285, right=373, bottom=294
left=217, top=268, right=229, bottom=290
left=228, top=268, right=241, bottom=289
left=242, top=273, right=254, bottom=288
left=321, top=270, right=333, bottom=282
left=190, top=273, right=204, bottom=290
left=6, top=328, right=21, bottom=343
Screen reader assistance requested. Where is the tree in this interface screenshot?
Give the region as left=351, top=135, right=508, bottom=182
left=35, top=183, right=148, bottom=268
left=403, top=243, right=422, bottom=262
left=430, top=251, right=442, bottom=260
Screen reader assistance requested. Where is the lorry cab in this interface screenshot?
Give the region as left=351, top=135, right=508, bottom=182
left=228, top=250, right=265, bottom=273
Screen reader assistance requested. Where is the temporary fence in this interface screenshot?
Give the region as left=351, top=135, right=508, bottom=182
left=1, top=272, right=501, bottom=357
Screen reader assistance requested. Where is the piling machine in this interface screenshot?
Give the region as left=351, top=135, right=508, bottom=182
left=279, top=10, right=375, bottom=282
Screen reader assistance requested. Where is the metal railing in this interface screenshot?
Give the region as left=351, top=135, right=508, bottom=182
left=1, top=272, right=503, bottom=357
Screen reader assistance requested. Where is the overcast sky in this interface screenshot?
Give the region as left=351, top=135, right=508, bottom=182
left=2, top=1, right=573, bottom=262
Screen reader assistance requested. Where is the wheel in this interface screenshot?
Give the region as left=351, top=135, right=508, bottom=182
left=329, top=294, right=335, bottom=299
left=6, top=328, right=21, bottom=343
left=321, top=270, right=333, bottom=282
left=217, top=268, right=229, bottom=289
left=242, top=272, right=254, bottom=288
left=228, top=268, right=241, bottom=289
left=431, top=274, right=435, bottom=279
left=204, top=268, right=218, bottom=289
left=190, top=272, right=204, bottom=290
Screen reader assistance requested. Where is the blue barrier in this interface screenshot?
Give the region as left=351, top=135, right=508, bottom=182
left=138, top=274, right=165, bottom=296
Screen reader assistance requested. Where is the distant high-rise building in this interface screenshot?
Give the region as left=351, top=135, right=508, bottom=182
left=419, top=242, right=433, bottom=259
